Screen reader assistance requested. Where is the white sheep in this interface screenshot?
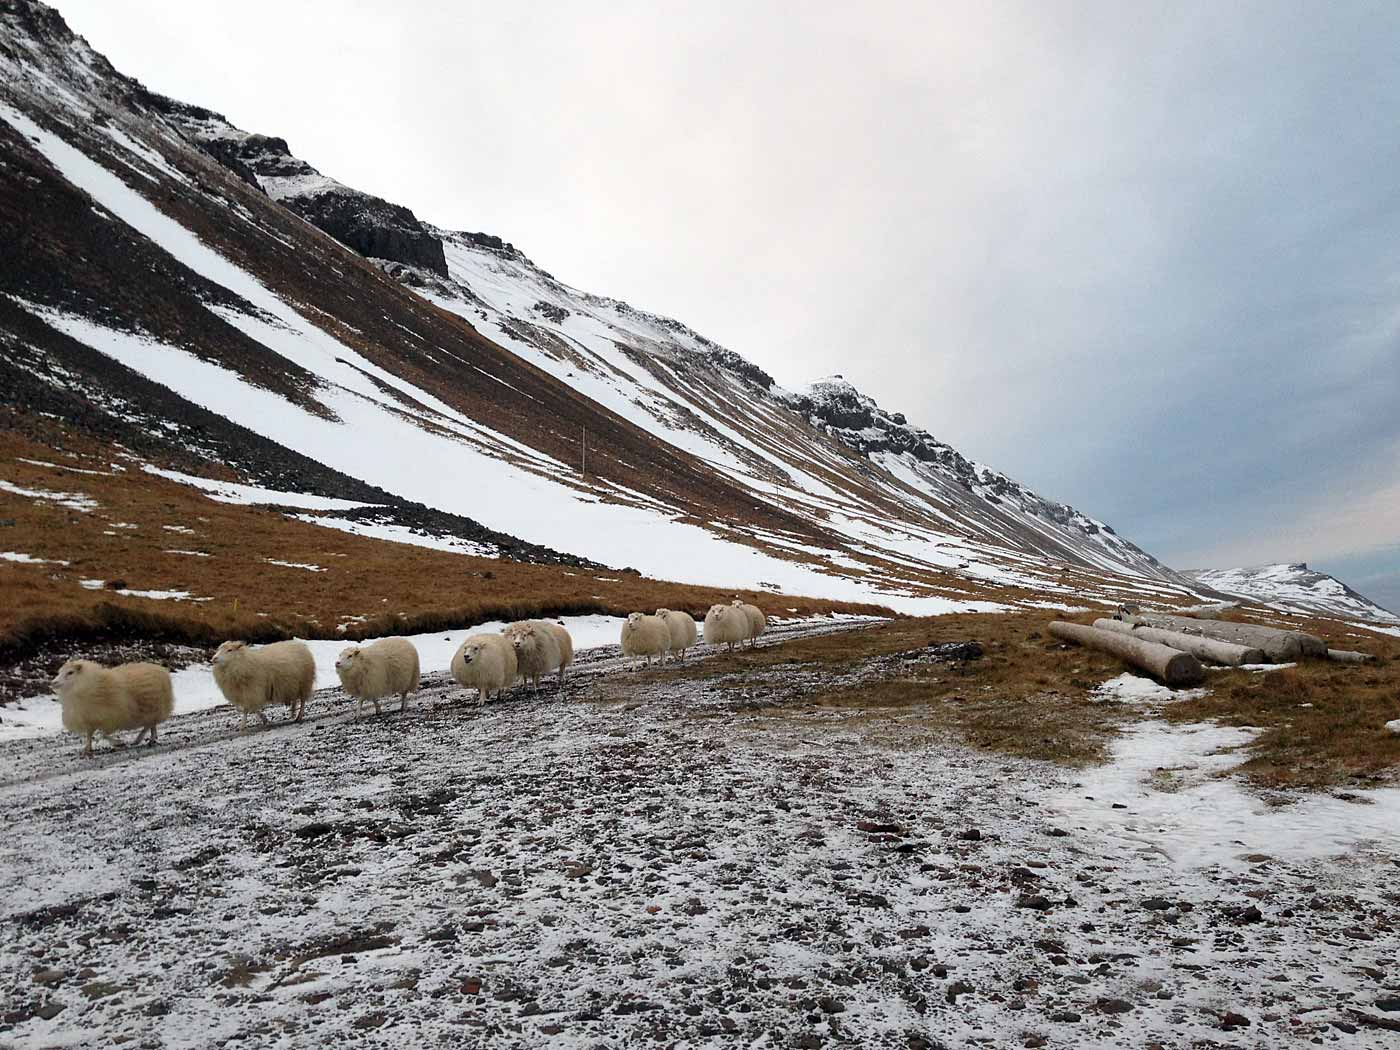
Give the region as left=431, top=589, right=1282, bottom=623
left=211, top=639, right=316, bottom=731
left=335, top=637, right=419, bottom=717
left=502, top=620, right=573, bottom=690
left=732, top=600, right=767, bottom=648
left=51, top=659, right=175, bottom=757
left=703, top=603, right=749, bottom=651
left=656, top=608, right=698, bottom=660
left=450, top=633, right=518, bottom=705
left=621, top=612, right=671, bottom=668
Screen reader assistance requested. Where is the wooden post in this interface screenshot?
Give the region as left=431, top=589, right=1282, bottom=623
left=1093, top=618, right=1265, bottom=666
left=581, top=426, right=587, bottom=477
left=1134, top=614, right=1325, bottom=661
left=1049, top=621, right=1205, bottom=687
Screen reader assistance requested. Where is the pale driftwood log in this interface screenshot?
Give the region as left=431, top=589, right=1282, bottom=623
left=1325, top=648, right=1374, bottom=665
left=1049, top=621, right=1205, bottom=687
left=1092, top=619, right=1265, bottom=666
left=1134, top=614, right=1325, bottom=662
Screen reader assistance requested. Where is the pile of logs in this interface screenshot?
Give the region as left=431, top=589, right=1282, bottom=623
left=1049, top=611, right=1372, bottom=687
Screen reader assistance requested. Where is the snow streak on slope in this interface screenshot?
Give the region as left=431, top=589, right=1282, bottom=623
left=1184, top=564, right=1400, bottom=624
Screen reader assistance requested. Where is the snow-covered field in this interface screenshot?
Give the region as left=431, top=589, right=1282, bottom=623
left=2, top=621, right=1397, bottom=1048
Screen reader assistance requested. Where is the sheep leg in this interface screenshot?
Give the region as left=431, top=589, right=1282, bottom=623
left=478, top=687, right=488, bottom=707
left=147, top=724, right=158, bottom=746
left=294, top=696, right=306, bottom=723
left=239, top=709, right=247, bottom=733
left=81, top=731, right=94, bottom=758
left=256, top=709, right=271, bottom=727
left=400, top=692, right=408, bottom=714
left=133, top=726, right=150, bottom=746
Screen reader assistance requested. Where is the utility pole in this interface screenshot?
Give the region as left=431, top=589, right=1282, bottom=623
left=581, top=426, right=587, bottom=477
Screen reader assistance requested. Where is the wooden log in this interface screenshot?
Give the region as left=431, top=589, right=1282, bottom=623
left=1325, top=648, right=1374, bottom=665
left=1092, top=619, right=1265, bottom=666
left=1049, top=621, right=1205, bottom=687
left=1133, top=614, right=1325, bottom=662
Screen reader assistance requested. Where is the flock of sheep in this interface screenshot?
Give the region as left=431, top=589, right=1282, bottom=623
left=47, top=600, right=769, bottom=757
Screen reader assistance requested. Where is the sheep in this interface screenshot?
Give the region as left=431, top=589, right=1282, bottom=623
left=621, top=612, right=671, bottom=668
left=732, top=600, right=767, bottom=648
left=335, top=637, right=419, bottom=717
left=211, top=639, right=316, bottom=731
left=502, top=620, right=574, bottom=690
left=656, top=608, right=698, bottom=660
left=703, top=603, right=749, bottom=651
left=51, top=659, right=174, bottom=757
left=450, top=632, right=518, bottom=705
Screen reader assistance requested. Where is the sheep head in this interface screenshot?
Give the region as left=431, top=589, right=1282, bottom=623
left=212, top=640, right=247, bottom=665
left=335, top=647, right=361, bottom=673
left=51, top=658, right=89, bottom=693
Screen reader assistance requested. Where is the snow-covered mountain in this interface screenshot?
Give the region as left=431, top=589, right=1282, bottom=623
left=0, top=0, right=1257, bottom=615
left=1184, top=564, right=1400, bottom=625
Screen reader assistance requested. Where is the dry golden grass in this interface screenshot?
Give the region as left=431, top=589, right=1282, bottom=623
left=1153, top=612, right=1400, bottom=789
left=606, top=613, right=1136, bottom=766
left=0, top=428, right=891, bottom=658
left=602, top=610, right=1400, bottom=789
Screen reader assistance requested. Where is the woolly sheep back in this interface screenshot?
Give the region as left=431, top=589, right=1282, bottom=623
left=656, top=608, right=698, bottom=659
left=621, top=612, right=670, bottom=666
left=733, top=601, right=767, bottom=648
left=212, top=639, right=315, bottom=731
left=503, top=620, right=572, bottom=690
left=335, top=636, right=419, bottom=717
left=52, top=659, right=174, bottom=756
left=703, top=604, right=749, bottom=650
left=450, top=632, right=518, bottom=705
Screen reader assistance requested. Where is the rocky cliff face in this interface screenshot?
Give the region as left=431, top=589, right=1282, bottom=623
left=143, top=95, right=449, bottom=276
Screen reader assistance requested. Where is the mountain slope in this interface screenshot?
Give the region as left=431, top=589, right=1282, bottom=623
left=0, top=0, right=1209, bottom=619
left=1184, top=564, right=1400, bottom=625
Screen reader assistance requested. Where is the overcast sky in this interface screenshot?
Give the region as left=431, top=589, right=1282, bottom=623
left=60, top=0, right=1400, bottom=610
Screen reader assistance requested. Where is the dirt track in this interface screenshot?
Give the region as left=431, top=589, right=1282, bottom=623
left=2, top=618, right=1398, bottom=1048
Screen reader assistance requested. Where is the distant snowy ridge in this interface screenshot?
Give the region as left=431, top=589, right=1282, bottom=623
left=1183, top=563, right=1400, bottom=624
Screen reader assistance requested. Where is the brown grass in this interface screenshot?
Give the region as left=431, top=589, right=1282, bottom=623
left=0, top=428, right=891, bottom=660
left=599, top=610, right=1400, bottom=789
left=603, top=613, right=1137, bottom=767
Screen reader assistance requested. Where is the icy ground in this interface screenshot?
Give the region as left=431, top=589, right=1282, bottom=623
left=2, top=622, right=1398, bottom=1048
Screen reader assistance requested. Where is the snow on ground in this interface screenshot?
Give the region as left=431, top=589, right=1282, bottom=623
left=0, top=478, right=98, bottom=512
left=1092, top=673, right=1208, bottom=703
left=264, top=559, right=325, bottom=572
left=143, top=466, right=376, bottom=511
left=0, top=551, right=70, bottom=566
left=290, top=515, right=497, bottom=558
left=1, top=620, right=1397, bottom=1047
left=1051, top=720, right=1400, bottom=871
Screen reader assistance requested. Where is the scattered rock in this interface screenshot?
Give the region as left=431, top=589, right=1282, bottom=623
left=1218, top=1011, right=1251, bottom=1030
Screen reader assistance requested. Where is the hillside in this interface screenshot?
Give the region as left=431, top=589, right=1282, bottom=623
left=1184, top=564, right=1400, bottom=625
left=0, top=0, right=1227, bottom=644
